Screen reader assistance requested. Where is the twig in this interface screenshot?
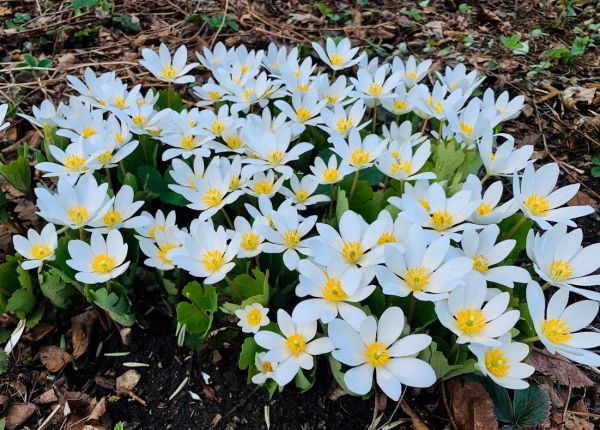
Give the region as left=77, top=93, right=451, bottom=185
left=37, top=404, right=61, bottom=430
left=210, top=0, right=230, bottom=49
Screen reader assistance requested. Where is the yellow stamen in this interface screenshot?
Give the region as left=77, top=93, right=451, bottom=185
left=246, top=308, right=263, bottom=326
left=472, top=254, right=490, bottom=273
left=91, top=253, right=116, bottom=274
left=82, top=127, right=96, bottom=139
left=31, top=243, right=52, bottom=259
left=485, top=349, right=510, bottom=377
left=161, top=65, right=177, bottom=80
left=295, top=189, right=309, bottom=203
left=322, top=276, right=347, bottom=302
left=102, top=210, right=123, bottom=228
left=377, top=232, right=396, bottom=245
left=330, top=54, right=344, bottom=67
left=368, top=83, right=383, bottom=97
left=405, top=266, right=430, bottom=291
left=459, top=121, right=474, bottom=136
left=350, top=148, right=370, bottom=166
left=430, top=210, right=453, bottom=231
left=158, top=242, right=178, bottom=264
left=524, top=194, right=550, bottom=216
left=211, top=120, right=225, bottom=136
left=286, top=333, right=306, bottom=355
left=283, top=230, right=302, bottom=248
left=180, top=135, right=195, bottom=150
left=365, top=342, right=390, bottom=366
left=202, top=250, right=225, bottom=272
left=341, top=241, right=364, bottom=264
left=241, top=232, right=259, bottom=251
left=476, top=202, right=493, bottom=217
left=202, top=188, right=223, bottom=208
left=548, top=260, right=573, bottom=283
left=336, top=118, right=353, bottom=134
left=64, top=154, right=86, bottom=171
left=67, top=206, right=89, bottom=225
left=296, top=107, right=312, bottom=122
left=322, top=167, right=339, bottom=182
left=543, top=318, right=571, bottom=344
left=456, top=308, right=486, bottom=335
left=253, top=180, right=273, bottom=195
left=390, top=160, right=411, bottom=176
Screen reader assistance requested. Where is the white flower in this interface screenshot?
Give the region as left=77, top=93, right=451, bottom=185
left=461, top=225, right=531, bottom=288
left=375, top=226, right=473, bottom=301
left=254, top=310, right=333, bottom=386
left=90, top=185, right=147, bottom=232
left=330, top=129, right=386, bottom=171
left=383, top=120, right=427, bottom=148
left=280, top=174, right=330, bottom=210
left=312, top=38, right=364, bottom=70
left=12, top=224, right=57, bottom=270
left=168, top=157, right=205, bottom=192
left=328, top=307, right=436, bottom=400
left=391, top=56, right=432, bottom=88
left=526, top=224, right=600, bottom=300
left=319, top=99, right=367, bottom=138
left=482, top=88, right=525, bottom=126
left=274, top=90, right=325, bottom=128
left=171, top=219, right=240, bottom=284
left=462, top=175, right=516, bottom=225
left=513, top=163, right=594, bottom=229
left=381, top=84, right=413, bottom=115
left=252, top=352, right=278, bottom=385
left=245, top=170, right=285, bottom=198
left=350, top=65, right=402, bottom=107
left=376, top=141, right=435, bottom=181
left=260, top=205, right=316, bottom=270
left=0, top=104, right=10, bottom=133
left=196, top=42, right=233, bottom=71
left=140, top=43, right=197, bottom=84
left=86, top=132, right=139, bottom=169
left=19, top=100, right=60, bottom=128
left=371, top=210, right=413, bottom=249
left=67, top=230, right=130, bottom=284
left=135, top=209, right=178, bottom=240
left=435, top=63, right=484, bottom=98
left=468, top=335, right=534, bottom=389
left=233, top=216, right=265, bottom=258
left=279, top=57, right=316, bottom=94
left=235, top=303, right=270, bottom=334
left=139, top=227, right=184, bottom=271
left=36, top=139, right=100, bottom=183
left=446, top=98, right=491, bottom=145
left=192, top=78, right=226, bottom=107
left=315, top=75, right=354, bottom=107
left=436, top=279, right=520, bottom=346
left=35, top=173, right=112, bottom=229
left=409, top=82, right=464, bottom=120
left=197, top=104, right=241, bottom=139
left=479, top=131, right=532, bottom=177
left=526, top=281, right=600, bottom=366
left=293, top=259, right=374, bottom=329
left=309, top=154, right=353, bottom=185
left=244, top=195, right=292, bottom=228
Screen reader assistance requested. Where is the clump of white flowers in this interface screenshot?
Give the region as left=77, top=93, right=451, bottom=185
left=7, top=37, right=599, bottom=402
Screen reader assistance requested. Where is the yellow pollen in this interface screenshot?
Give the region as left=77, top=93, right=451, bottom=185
left=330, top=54, right=344, bottom=66
left=135, top=98, right=146, bottom=106
left=326, top=94, right=338, bottom=104
left=102, top=210, right=123, bottom=228
left=64, top=154, right=86, bottom=171
left=456, top=308, right=486, bottom=335
left=322, top=167, right=339, bottom=182
left=211, top=120, right=226, bottom=136
left=283, top=230, right=302, bottom=248
left=406, top=71, right=418, bottom=81
left=390, top=150, right=400, bottom=159
left=246, top=308, right=263, bottom=326
left=226, top=135, right=242, bottom=149
left=350, top=148, right=370, bottom=166
left=485, top=349, right=510, bottom=377
left=229, top=175, right=240, bottom=191
left=31, top=243, right=52, bottom=259
left=148, top=128, right=162, bottom=137
left=336, top=118, right=353, bottom=134
left=476, top=202, right=493, bottom=217
left=82, top=127, right=97, bottom=139
left=295, top=189, right=309, bottom=203
left=524, top=194, right=550, bottom=216
left=296, top=83, right=309, bottom=92
left=97, top=99, right=106, bottom=106
left=548, top=260, right=573, bottom=283
left=113, top=95, right=126, bottom=109
left=202, top=250, right=225, bottom=272
left=390, top=160, right=412, bottom=176
left=202, top=188, right=223, bottom=207
left=293, top=70, right=300, bottom=78
left=67, top=206, right=89, bottom=225
left=419, top=199, right=431, bottom=211
left=149, top=224, right=166, bottom=239
left=261, top=361, right=273, bottom=373
left=430, top=210, right=453, bottom=231
left=253, top=180, right=273, bottom=195
left=543, top=318, right=572, bottom=344
left=393, top=99, right=408, bottom=111
left=97, top=151, right=113, bottom=164
left=322, top=276, right=347, bottom=302
left=472, top=254, right=490, bottom=273
left=498, top=106, right=507, bottom=114
left=433, top=101, right=444, bottom=114
left=180, top=135, right=195, bottom=150
left=341, top=241, right=364, bottom=264
left=365, top=342, right=390, bottom=367
left=296, top=107, right=312, bottom=122
left=240, top=63, right=250, bottom=74
left=207, top=90, right=221, bottom=101
left=91, top=253, right=116, bottom=274
left=161, top=65, right=178, bottom=80
left=490, top=152, right=496, bottom=161
left=243, top=88, right=254, bottom=101
left=241, top=232, right=259, bottom=250
left=132, top=114, right=147, bottom=126
left=405, top=266, right=430, bottom=291
left=377, top=232, right=396, bottom=245
left=368, top=83, right=383, bottom=97
left=114, top=132, right=124, bottom=145
left=449, top=81, right=457, bottom=90
left=158, top=242, right=177, bottom=264
left=425, top=96, right=433, bottom=106
left=266, top=150, right=284, bottom=166
left=459, top=121, right=474, bottom=136
left=286, top=333, right=306, bottom=355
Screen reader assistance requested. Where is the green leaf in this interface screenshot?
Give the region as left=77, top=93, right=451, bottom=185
left=294, top=365, right=316, bottom=392
left=160, top=191, right=189, bottom=207
left=223, top=268, right=269, bottom=305
left=328, top=355, right=354, bottom=394
left=335, top=189, right=349, bottom=225
left=137, top=165, right=166, bottom=194
left=470, top=375, right=513, bottom=423
left=0, top=417, right=5, bottom=430
left=513, top=384, right=549, bottom=426
left=591, top=166, right=600, bottom=178
left=39, top=272, right=73, bottom=309
left=431, top=139, right=465, bottom=183
left=498, top=214, right=532, bottom=264
left=418, top=341, right=468, bottom=380
left=0, top=351, right=9, bottom=374
left=156, top=89, right=183, bottom=112
left=239, top=337, right=258, bottom=373
left=88, top=285, right=135, bottom=326
left=176, top=281, right=218, bottom=345
left=0, top=155, right=31, bottom=194
left=6, top=289, right=36, bottom=316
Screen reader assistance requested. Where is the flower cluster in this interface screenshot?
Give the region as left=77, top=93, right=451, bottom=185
left=7, top=38, right=599, bottom=401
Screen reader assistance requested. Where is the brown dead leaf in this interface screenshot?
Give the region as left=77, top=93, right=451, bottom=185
left=562, top=86, right=597, bottom=110
left=33, top=388, right=58, bottom=404
left=400, top=399, right=430, bottom=430
left=39, top=345, right=72, bottom=372
left=448, top=379, right=498, bottom=430
left=528, top=349, right=593, bottom=388
left=115, top=369, right=141, bottom=395
left=88, top=397, right=106, bottom=421
left=71, top=310, right=97, bottom=359
left=57, top=53, right=77, bottom=71
left=5, top=403, right=37, bottom=430
left=23, top=322, right=54, bottom=342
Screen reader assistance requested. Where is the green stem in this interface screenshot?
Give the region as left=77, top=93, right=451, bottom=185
left=255, top=256, right=261, bottom=271
left=372, top=100, right=378, bottom=134
left=79, top=228, right=84, bottom=241
left=420, top=119, right=428, bottom=134
left=541, top=282, right=551, bottom=291
left=105, top=167, right=114, bottom=191
left=449, top=343, right=460, bottom=363
left=220, top=207, right=234, bottom=229
left=407, top=295, right=417, bottom=325
left=506, top=215, right=527, bottom=238
left=480, top=173, right=491, bottom=184
left=438, top=119, right=443, bottom=140
left=328, top=184, right=336, bottom=217
left=520, top=336, right=539, bottom=344
left=119, top=161, right=127, bottom=180
left=348, top=170, right=360, bottom=202
left=167, top=82, right=172, bottom=109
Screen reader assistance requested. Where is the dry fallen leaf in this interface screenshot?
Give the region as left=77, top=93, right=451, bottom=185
left=39, top=345, right=72, bottom=372
left=5, top=403, right=37, bottom=430
left=448, top=379, right=498, bottom=430
left=115, top=369, right=141, bottom=395
left=400, top=399, right=430, bottom=430
left=88, top=397, right=106, bottom=421
left=71, top=310, right=97, bottom=359
left=33, top=388, right=58, bottom=405
left=528, top=349, right=593, bottom=388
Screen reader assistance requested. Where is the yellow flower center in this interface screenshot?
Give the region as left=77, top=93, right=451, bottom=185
left=490, top=152, right=496, bottom=161
left=543, top=318, right=571, bottom=344
left=114, top=131, right=124, bottom=145
left=82, top=127, right=97, bottom=139
left=430, top=210, right=453, bottom=231
left=548, top=260, right=573, bottom=283
left=207, top=90, right=221, bottom=100
left=459, top=121, right=474, bottom=136
left=377, top=232, right=396, bottom=245
left=286, top=333, right=306, bottom=355
left=241, top=232, right=259, bottom=250
left=449, top=81, right=457, bottom=90
left=419, top=199, right=431, bottom=211
left=161, top=65, right=178, bottom=80
left=456, top=308, right=486, bottom=335
left=296, top=107, right=312, bottom=122
left=202, top=188, right=223, bottom=207
left=31, top=243, right=52, bottom=259
left=240, top=63, right=250, bottom=75
left=132, top=114, right=147, bottom=126
left=243, top=88, right=254, bottom=101
left=202, top=250, right=225, bottom=272
left=524, top=194, right=550, bottom=216
left=476, top=202, right=493, bottom=217
left=97, top=99, right=106, bottom=106
left=113, top=95, right=126, bottom=109
left=180, top=135, right=195, bottom=150
left=393, top=99, right=408, bottom=111
left=229, top=176, right=240, bottom=191
left=406, top=71, right=418, bottom=81
left=102, top=210, right=123, bottom=228
left=368, top=83, right=383, bottom=97
left=330, top=53, right=344, bottom=66
left=158, top=242, right=178, bottom=264
left=64, top=154, right=86, bottom=171
left=365, top=342, right=390, bottom=367
left=211, top=120, right=225, bottom=136
left=261, top=361, right=273, bottom=373
left=226, top=135, right=242, bottom=149
left=283, top=230, right=302, bottom=248
left=91, top=253, right=116, bottom=274
left=322, top=276, right=347, bottom=302
left=336, top=118, right=353, bottom=134
left=149, top=225, right=166, bottom=239
left=341, top=241, right=364, bottom=264
left=295, top=189, right=309, bottom=203
left=425, top=96, right=433, bottom=106
left=326, top=94, right=338, bottom=104
left=433, top=101, right=444, bottom=114
left=296, top=83, right=309, bottom=92
left=322, top=167, right=339, bottom=182
left=67, top=205, right=89, bottom=225
left=472, top=254, right=490, bottom=273
left=485, top=349, right=510, bottom=377
left=253, top=180, right=274, bottom=195
left=266, top=150, right=284, bottom=166
left=97, top=151, right=113, bottom=164
left=405, top=266, right=430, bottom=291
left=350, top=148, right=370, bottom=166
left=390, top=159, right=412, bottom=176
left=246, top=308, right=263, bottom=326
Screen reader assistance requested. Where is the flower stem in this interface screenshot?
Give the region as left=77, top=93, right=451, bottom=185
left=79, top=228, right=84, bottom=241
left=541, top=282, right=551, bottom=291
left=407, top=295, right=417, bottom=325
left=520, top=336, right=539, bottom=344
left=420, top=119, right=428, bottom=134
left=372, top=100, right=378, bottom=134
left=480, top=173, right=491, bottom=184
left=220, top=207, right=234, bottom=229
left=105, top=167, right=114, bottom=191
left=506, top=215, right=527, bottom=238
left=167, top=82, right=172, bottom=109
left=348, top=170, right=360, bottom=202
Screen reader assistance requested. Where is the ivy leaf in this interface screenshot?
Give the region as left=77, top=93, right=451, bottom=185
left=39, top=272, right=73, bottom=309
left=418, top=341, right=468, bottom=380
left=239, top=337, right=259, bottom=370
left=513, top=384, right=550, bottom=426
left=498, top=214, right=532, bottom=264
left=223, top=269, right=269, bottom=305
left=0, top=155, right=31, bottom=194
left=160, top=191, right=189, bottom=207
